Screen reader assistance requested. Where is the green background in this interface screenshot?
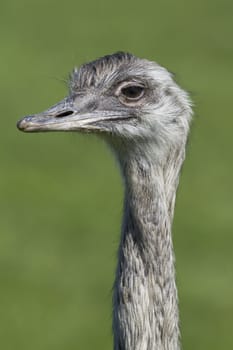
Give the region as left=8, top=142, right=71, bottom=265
left=1, top=0, right=233, bottom=349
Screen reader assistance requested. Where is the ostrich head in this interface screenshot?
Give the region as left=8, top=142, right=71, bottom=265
left=17, top=52, right=192, bottom=164
left=17, top=52, right=193, bottom=350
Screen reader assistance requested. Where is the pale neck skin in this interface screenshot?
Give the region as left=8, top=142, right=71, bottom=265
left=112, top=141, right=186, bottom=350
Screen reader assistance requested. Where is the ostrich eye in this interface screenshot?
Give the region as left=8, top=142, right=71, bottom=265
left=121, top=85, right=145, bottom=100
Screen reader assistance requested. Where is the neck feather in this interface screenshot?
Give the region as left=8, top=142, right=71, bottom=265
left=113, top=143, right=185, bottom=350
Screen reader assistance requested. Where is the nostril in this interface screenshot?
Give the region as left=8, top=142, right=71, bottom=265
left=55, top=110, right=74, bottom=118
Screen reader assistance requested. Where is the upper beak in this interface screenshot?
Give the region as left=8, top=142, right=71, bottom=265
left=17, top=97, right=106, bottom=133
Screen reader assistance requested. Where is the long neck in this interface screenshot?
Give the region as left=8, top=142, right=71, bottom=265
left=113, top=145, right=185, bottom=350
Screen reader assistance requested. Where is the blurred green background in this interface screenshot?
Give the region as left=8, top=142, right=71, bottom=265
left=1, top=0, right=233, bottom=349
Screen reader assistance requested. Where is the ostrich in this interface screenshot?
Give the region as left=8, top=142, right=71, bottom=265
left=17, top=52, right=192, bottom=350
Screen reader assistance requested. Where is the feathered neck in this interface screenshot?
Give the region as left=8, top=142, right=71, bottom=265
left=112, top=143, right=185, bottom=350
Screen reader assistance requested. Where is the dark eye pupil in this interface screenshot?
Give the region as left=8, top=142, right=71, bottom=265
left=121, top=86, right=144, bottom=99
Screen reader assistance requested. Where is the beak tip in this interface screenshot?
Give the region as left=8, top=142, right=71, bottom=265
left=17, top=119, right=25, bottom=131
left=17, top=116, right=33, bottom=132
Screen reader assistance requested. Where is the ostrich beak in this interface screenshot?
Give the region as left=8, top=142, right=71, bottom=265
left=17, top=98, right=96, bottom=133
left=17, top=97, right=122, bottom=133
left=17, top=95, right=138, bottom=134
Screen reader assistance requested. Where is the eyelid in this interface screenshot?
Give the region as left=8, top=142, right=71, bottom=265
left=115, top=81, right=145, bottom=96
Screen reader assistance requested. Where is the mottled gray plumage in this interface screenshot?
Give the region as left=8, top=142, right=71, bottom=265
left=17, top=52, right=192, bottom=350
